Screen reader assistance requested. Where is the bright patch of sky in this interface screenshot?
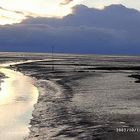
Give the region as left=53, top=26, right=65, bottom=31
left=0, top=0, right=139, bottom=25
left=82, top=0, right=140, bottom=10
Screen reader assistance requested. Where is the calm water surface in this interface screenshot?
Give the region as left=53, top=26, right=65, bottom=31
left=0, top=68, right=38, bottom=140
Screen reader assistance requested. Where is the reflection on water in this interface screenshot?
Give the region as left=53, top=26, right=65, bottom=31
left=0, top=68, right=38, bottom=140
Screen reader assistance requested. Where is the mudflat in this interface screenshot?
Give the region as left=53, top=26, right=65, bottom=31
left=1, top=52, right=140, bottom=140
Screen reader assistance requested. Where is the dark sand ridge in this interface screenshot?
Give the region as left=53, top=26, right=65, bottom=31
left=0, top=72, right=8, bottom=90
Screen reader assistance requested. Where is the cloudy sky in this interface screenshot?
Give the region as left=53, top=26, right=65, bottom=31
left=0, top=0, right=140, bottom=25
left=0, top=0, right=140, bottom=55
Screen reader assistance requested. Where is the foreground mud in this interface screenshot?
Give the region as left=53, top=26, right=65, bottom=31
left=5, top=53, right=140, bottom=140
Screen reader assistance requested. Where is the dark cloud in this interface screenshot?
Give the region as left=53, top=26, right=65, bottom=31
left=0, top=4, right=140, bottom=55
left=23, top=4, right=140, bottom=31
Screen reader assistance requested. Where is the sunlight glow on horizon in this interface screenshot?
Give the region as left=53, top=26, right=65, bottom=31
left=0, top=0, right=81, bottom=25
left=0, top=2, right=101, bottom=25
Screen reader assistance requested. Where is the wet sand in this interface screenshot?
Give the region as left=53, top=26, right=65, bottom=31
left=1, top=53, right=140, bottom=139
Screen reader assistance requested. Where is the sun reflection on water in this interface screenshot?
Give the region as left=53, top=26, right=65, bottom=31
left=0, top=68, right=38, bottom=140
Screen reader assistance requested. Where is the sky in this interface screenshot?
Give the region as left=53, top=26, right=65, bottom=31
left=0, top=0, right=140, bottom=55
left=0, top=0, right=140, bottom=25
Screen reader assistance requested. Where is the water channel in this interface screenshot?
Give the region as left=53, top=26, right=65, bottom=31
left=0, top=66, right=38, bottom=140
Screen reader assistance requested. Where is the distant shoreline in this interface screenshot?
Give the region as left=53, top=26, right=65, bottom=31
left=1, top=51, right=140, bottom=57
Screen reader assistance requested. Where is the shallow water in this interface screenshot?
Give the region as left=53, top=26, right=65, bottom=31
left=0, top=68, right=38, bottom=140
